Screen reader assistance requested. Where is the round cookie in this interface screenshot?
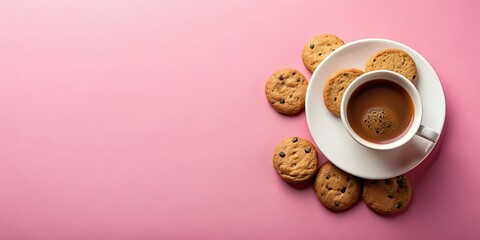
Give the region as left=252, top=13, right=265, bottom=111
left=365, top=48, right=417, bottom=83
left=302, top=34, right=345, bottom=73
left=265, top=69, right=308, bottom=115
left=314, top=161, right=362, bottom=211
left=273, top=136, right=319, bottom=184
left=362, top=175, right=412, bottom=215
left=323, top=68, right=364, bottom=117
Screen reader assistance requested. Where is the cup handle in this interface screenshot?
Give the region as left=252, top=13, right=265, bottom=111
left=416, top=125, right=439, bottom=143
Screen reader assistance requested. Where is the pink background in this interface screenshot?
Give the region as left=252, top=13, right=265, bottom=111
left=1, top=0, right=479, bottom=239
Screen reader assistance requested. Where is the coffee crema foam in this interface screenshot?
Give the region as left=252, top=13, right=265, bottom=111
left=363, top=107, right=397, bottom=136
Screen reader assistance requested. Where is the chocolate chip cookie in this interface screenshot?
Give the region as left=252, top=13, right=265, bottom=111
left=302, top=34, right=344, bottom=73
left=265, top=68, right=308, bottom=115
left=313, top=161, right=362, bottom=211
left=273, top=136, right=319, bottom=184
left=323, top=68, right=364, bottom=117
left=362, top=175, right=412, bottom=215
left=365, top=48, right=417, bottom=83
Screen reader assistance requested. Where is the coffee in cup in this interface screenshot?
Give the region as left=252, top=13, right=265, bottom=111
left=346, top=79, right=414, bottom=144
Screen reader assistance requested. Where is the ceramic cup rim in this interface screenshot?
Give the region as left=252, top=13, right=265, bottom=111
left=340, top=70, right=423, bottom=151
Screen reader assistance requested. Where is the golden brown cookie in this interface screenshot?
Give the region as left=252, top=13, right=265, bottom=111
left=362, top=175, right=412, bottom=215
left=265, top=69, right=308, bottom=115
left=302, top=34, right=344, bottom=73
left=365, top=48, right=417, bottom=83
left=273, top=136, right=319, bottom=184
left=323, top=68, right=364, bottom=117
left=313, top=161, right=362, bottom=211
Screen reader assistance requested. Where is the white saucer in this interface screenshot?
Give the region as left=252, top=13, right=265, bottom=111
left=305, top=38, right=446, bottom=179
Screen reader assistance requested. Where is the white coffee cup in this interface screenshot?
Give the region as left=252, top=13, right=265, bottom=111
left=340, top=70, right=439, bottom=150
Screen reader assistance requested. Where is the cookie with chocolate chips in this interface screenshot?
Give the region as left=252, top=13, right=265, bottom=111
left=273, top=136, right=319, bottom=184
left=365, top=48, right=417, bottom=83
left=302, top=34, right=344, bottom=73
left=265, top=68, right=308, bottom=115
left=323, top=68, right=364, bottom=117
left=313, top=161, right=362, bottom=211
left=362, top=175, right=412, bottom=215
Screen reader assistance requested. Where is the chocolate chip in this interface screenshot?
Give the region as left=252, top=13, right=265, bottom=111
left=279, top=99, right=285, bottom=104
left=413, top=75, right=416, bottom=79
left=279, top=75, right=284, bottom=80
left=292, top=137, right=298, bottom=143
left=279, top=151, right=285, bottom=157
left=341, top=187, right=346, bottom=193
left=305, top=147, right=311, bottom=153
left=326, top=175, right=331, bottom=179
left=395, top=201, right=403, bottom=209
left=309, top=44, right=314, bottom=49
left=387, top=195, right=393, bottom=199
left=335, top=202, right=340, bottom=207
left=384, top=179, right=391, bottom=184
left=296, top=78, right=300, bottom=82
left=326, top=184, right=332, bottom=190
left=397, top=179, right=406, bottom=188
left=292, top=72, right=296, bottom=75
